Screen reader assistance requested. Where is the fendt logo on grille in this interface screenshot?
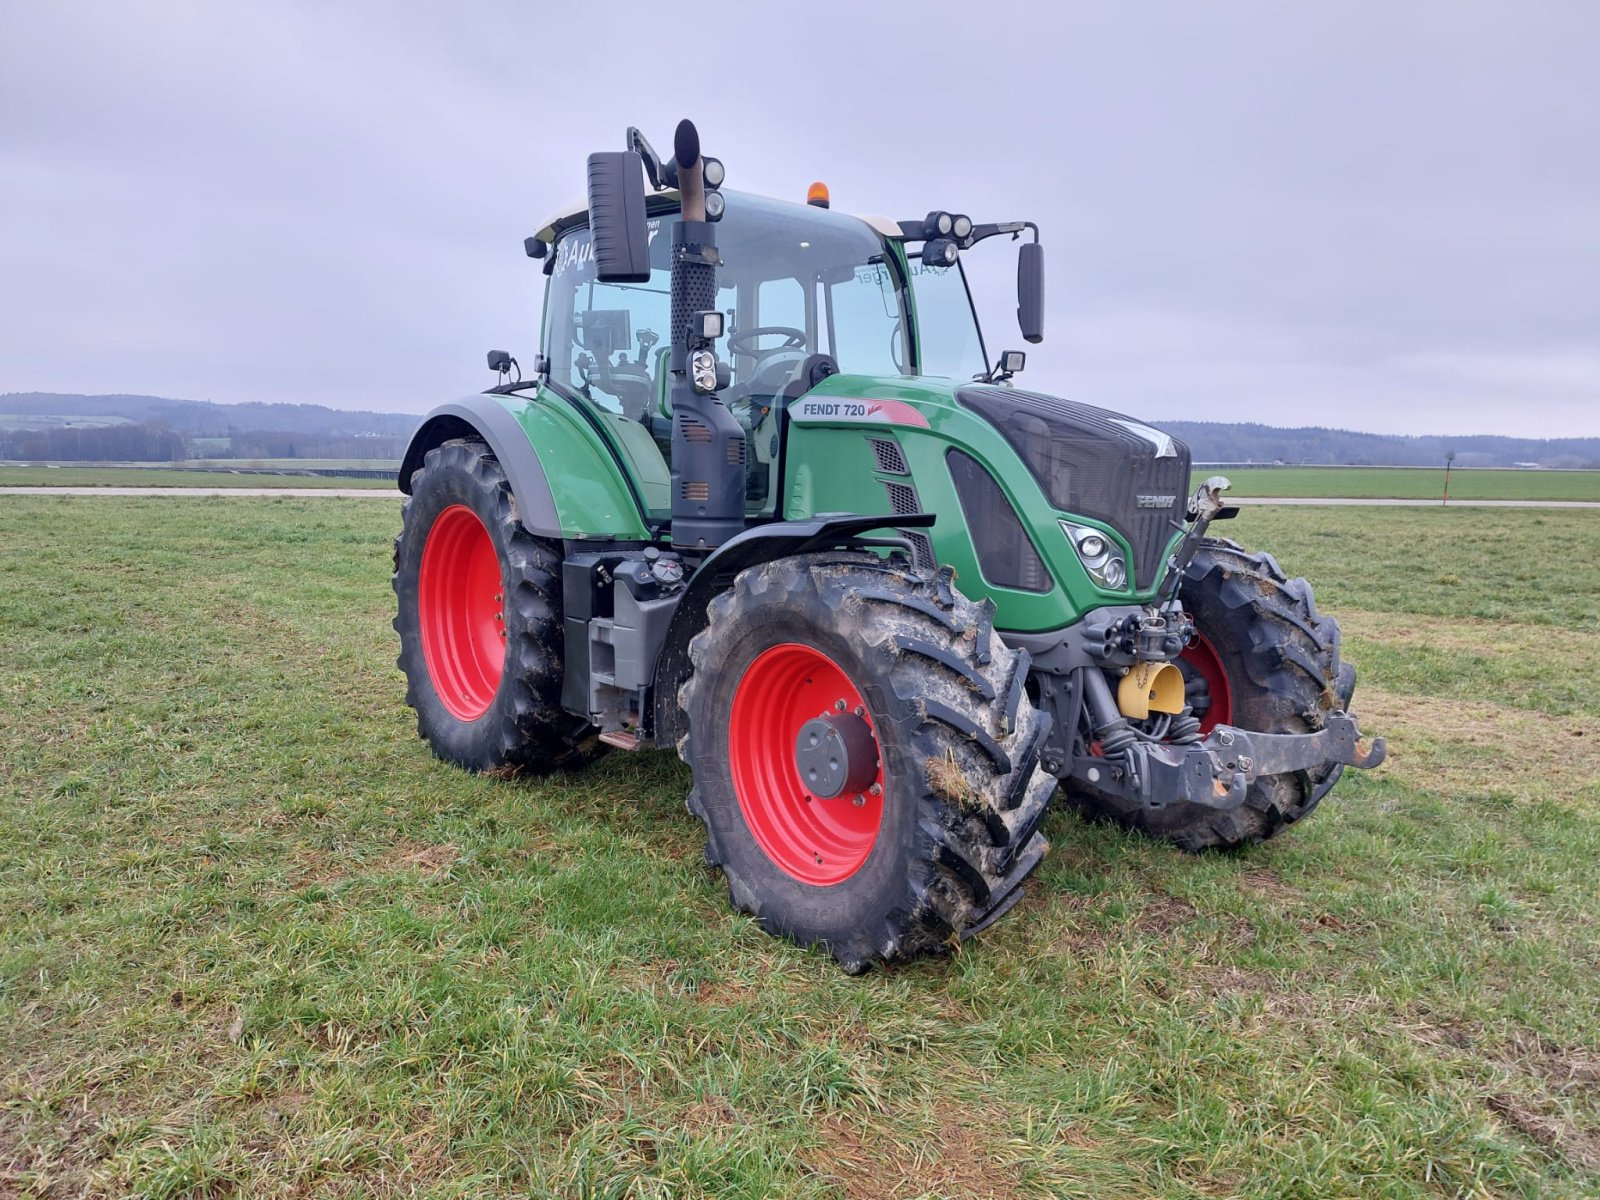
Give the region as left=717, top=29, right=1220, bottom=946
left=1136, top=494, right=1178, bottom=508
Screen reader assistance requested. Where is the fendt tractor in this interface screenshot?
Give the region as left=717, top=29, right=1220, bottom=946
left=393, top=120, right=1385, bottom=971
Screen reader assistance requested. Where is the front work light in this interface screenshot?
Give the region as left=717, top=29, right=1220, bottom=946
left=694, top=310, right=725, bottom=341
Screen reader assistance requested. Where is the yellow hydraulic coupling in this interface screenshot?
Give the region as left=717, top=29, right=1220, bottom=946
left=1117, top=660, right=1187, bottom=720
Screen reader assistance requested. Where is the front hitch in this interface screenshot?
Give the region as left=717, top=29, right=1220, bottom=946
left=1209, top=714, right=1387, bottom=779
left=1065, top=712, right=1386, bottom=812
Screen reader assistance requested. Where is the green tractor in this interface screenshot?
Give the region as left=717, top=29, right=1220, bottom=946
left=393, top=120, right=1384, bottom=971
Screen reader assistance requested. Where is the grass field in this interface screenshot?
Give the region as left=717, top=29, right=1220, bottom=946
left=1, top=499, right=1597, bottom=1198
left=0, top=466, right=394, bottom=489
left=1207, top=467, right=1600, bottom=502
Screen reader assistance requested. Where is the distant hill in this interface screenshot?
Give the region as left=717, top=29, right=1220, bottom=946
left=1147, top=421, right=1600, bottom=469
left=0, top=393, right=420, bottom=439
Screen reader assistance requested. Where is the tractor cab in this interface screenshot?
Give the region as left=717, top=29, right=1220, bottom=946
left=535, top=191, right=995, bottom=520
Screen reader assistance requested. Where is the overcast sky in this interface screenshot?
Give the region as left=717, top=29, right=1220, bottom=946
left=3, top=1, right=1596, bottom=437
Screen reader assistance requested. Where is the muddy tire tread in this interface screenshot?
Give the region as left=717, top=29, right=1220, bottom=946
left=679, top=554, right=1054, bottom=971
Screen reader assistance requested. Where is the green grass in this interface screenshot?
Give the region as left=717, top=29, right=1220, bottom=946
left=0, top=466, right=395, bottom=489
left=1, top=501, right=1597, bottom=1197
left=1202, top=467, right=1600, bottom=502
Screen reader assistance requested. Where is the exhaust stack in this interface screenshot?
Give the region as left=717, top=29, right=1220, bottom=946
left=666, top=119, right=746, bottom=551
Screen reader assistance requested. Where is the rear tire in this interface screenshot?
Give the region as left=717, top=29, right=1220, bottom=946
left=1063, top=538, right=1354, bottom=851
left=393, top=438, right=602, bottom=773
left=679, top=554, right=1055, bottom=972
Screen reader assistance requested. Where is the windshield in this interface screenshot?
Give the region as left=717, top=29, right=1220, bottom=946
left=910, top=260, right=988, bottom=380
left=544, top=193, right=911, bottom=408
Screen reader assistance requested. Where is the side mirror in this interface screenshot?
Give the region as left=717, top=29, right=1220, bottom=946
left=586, top=150, right=651, bottom=282
left=1017, top=241, right=1044, bottom=344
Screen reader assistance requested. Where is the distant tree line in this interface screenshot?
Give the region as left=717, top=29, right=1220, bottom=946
left=0, top=421, right=188, bottom=462
left=0, top=422, right=407, bottom=463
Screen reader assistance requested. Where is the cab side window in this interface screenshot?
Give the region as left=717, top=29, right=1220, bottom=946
left=546, top=226, right=671, bottom=422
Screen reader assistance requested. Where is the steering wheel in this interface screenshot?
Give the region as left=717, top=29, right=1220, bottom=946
left=727, top=325, right=807, bottom=361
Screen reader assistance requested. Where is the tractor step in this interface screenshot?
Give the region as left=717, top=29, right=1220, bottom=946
left=599, top=729, right=642, bottom=751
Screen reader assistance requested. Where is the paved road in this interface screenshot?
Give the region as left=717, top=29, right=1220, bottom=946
left=1234, top=497, right=1600, bottom=508
left=0, top=487, right=1595, bottom=508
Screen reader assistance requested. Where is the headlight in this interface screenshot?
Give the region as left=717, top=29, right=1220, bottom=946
left=1061, top=520, right=1129, bottom=591
left=691, top=349, right=718, bottom=393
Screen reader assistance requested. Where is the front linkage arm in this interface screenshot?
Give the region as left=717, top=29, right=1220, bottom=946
left=1066, top=712, right=1387, bottom=813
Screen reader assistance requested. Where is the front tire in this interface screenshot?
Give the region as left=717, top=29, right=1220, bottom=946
left=393, top=438, right=601, bottom=773
left=1063, top=538, right=1356, bottom=851
left=679, top=554, right=1056, bottom=972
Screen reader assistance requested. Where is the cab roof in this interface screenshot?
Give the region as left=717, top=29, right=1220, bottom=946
left=531, top=187, right=901, bottom=245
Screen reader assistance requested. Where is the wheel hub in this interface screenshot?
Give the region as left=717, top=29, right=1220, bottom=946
left=794, top=712, right=880, bottom=800
left=417, top=504, right=506, bottom=722
left=727, top=643, right=886, bottom=885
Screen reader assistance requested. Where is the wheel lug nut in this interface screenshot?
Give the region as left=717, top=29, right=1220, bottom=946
left=852, top=795, right=865, bottom=807
left=834, top=700, right=846, bottom=712
left=869, top=783, right=882, bottom=796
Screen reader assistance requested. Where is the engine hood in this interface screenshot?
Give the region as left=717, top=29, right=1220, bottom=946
left=954, top=385, right=1192, bottom=589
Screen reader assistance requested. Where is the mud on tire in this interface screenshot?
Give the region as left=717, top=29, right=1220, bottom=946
left=678, top=553, right=1056, bottom=972
left=393, top=438, right=603, bottom=774
left=1063, top=537, right=1356, bottom=851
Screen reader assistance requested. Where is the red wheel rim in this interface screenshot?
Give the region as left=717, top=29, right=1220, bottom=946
left=418, top=504, right=506, bottom=721
left=728, top=644, right=885, bottom=886
left=1180, top=631, right=1233, bottom=735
